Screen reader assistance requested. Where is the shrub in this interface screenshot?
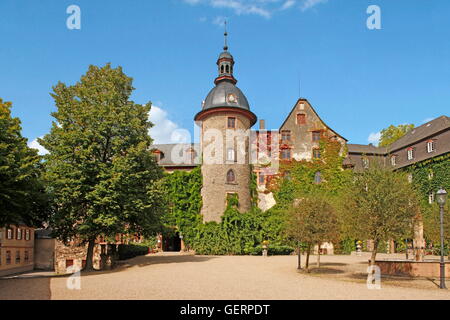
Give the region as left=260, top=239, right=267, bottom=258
left=117, top=243, right=149, bottom=260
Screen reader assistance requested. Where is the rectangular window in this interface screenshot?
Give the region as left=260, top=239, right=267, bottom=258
left=24, top=251, right=29, bottom=263
left=427, top=141, right=435, bottom=153
left=281, top=149, right=291, bottom=160
left=297, top=114, right=306, bottom=125
left=391, top=156, right=397, bottom=166
left=281, top=130, right=291, bottom=142
left=25, top=229, right=30, bottom=241
left=259, top=173, right=265, bottom=185
left=227, top=117, right=236, bottom=129
left=7, top=229, right=12, bottom=240
left=66, top=259, right=74, bottom=269
left=312, top=131, right=321, bottom=142
left=407, top=148, right=414, bottom=160
left=362, top=158, right=369, bottom=169
left=6, top=251, right=11, bottom=265
left=227, top=148, right=235, bottom=162
left=15, top=251, right=20, bottom=264
left=17, top=228, right=22, bottom=240
left=429, top=192, right=435, bottom=204
left=313, top=149, right=321, bottom=159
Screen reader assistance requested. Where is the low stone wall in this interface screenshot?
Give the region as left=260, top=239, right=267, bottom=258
left=376, top=260, right=450, bottom=278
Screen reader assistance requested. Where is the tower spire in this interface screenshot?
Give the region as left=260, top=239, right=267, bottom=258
left=223, top=20, right=228, bottom=51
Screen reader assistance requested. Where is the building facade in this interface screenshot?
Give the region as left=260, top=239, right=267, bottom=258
left=0, top=225, right=34, bottom=276
left=150, top=36, right=450, bottom=233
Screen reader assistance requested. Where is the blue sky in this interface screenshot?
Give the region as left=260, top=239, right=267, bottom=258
left=1, top=0, right=449, bottom=152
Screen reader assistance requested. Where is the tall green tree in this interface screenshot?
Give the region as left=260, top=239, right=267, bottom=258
left=379, top=124, right=414, bottom=147
left=339, top=165, right=420, bottom=265
left=0, top=99, right=48, bottom=227
left=285, top=194, right=339, bottom=271
left=40, top=64, right=166, bottom=270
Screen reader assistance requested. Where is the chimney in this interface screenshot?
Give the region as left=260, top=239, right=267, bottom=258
left=259, top=119, right=265, bottom=130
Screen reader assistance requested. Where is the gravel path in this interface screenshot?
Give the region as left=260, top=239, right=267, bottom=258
left=1, top=253, right=450, bottom=300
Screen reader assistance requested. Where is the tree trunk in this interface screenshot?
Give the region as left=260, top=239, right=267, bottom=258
left=305, top=244, right=311, bottom=272
left=317, top=243, right=321, bottom=268
left=84, top=239, right=96, bottom=272
left=297, top=244, right=302, bottom=270
left=370, top=240, right=379, bottom=266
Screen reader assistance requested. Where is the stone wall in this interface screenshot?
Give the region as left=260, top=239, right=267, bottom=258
left=376, top=260, right=450, bottom=278
left=54, top=241, right=102, bottom=274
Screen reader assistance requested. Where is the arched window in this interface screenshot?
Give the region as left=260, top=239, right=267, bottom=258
left=221, top=65, right=224, bottom=73
left=226, top=64, right=230, bottom=73
left=226, top=169, right=236, bottom=183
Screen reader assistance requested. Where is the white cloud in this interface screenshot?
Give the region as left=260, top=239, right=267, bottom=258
left=183, top=0, right=327, bottom=18
left=300, top=0, right=328, bottom=11
left=28, top=136, right=49, bottom=155
left=148, top=105, right=191, bottom=144
left=281, top=0, right=296, bottom=10
left=367, top=132, right=381, bottom=146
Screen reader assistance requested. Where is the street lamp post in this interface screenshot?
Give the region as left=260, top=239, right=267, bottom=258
left=436, top=188, right=448, bottom=289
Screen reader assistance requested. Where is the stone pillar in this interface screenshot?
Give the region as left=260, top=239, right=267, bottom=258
left=413, top=217, right=425, bottom=262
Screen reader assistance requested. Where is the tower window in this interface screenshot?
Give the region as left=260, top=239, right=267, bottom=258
left=221, top=65, right=224, bottom=73
left=226, top=169, right=236, bottom=183
left=227, top=148, right=236, bottom=162
left=226, top=65, right=230, bottom=73
left=228, top=117, right=236, bottom=129
left=297, top=114, right=306, bottom=125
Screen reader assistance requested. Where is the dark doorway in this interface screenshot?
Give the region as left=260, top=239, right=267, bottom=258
left=163, top=232, right=181, bottom=252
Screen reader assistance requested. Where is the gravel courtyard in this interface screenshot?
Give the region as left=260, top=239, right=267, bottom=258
left=1, top=252, right=450, bottom=300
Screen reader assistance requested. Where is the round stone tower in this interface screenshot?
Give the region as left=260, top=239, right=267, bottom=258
left=194, top=28, right=257, bottom=222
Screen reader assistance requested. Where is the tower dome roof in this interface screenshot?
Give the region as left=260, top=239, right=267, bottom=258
left=219, top=51, right=233, bottom=60
left=203, top=81, right=250, bottom=111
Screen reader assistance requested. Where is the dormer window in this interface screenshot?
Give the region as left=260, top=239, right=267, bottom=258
left=362, top=157, right=369, bottom=169
left=427, top=140, right=435, bottom=153
left=407, top=148, right=414, bottom=160
left=391, top=155, right=397, bottom=166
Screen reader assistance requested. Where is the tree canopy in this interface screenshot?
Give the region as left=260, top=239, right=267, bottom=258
left=0, top=98, right=48, bottom=227
left=379, top=124, right=414, bottom=147
left=40, top=64, right=166, bottom=270
left=339, top=165, right=420, bottom=264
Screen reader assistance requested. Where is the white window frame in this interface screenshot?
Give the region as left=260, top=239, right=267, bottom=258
left=227, top=148, right=235, bottom=162
left=7, top=229, right=12, bottom=240
left=427, top=141, right=435, bottom=153
left=407, top=148, right=414, bottom=160
left=391, top=156, right=397, bottom=166
left=17, top=228, right=22, bottom=240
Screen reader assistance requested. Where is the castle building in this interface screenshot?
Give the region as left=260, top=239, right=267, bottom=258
left=151, top=33, right=450, bottom=231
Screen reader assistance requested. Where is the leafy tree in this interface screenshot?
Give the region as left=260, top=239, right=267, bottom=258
left=40, top=64, right=166, bottom=271
left=285, top=194, right=339, bottom=271
left=379, top=124, right=414, bottom=147
left=0, top=98, right=48, bottom=227
left=339, top=165, right=420, bottom=265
